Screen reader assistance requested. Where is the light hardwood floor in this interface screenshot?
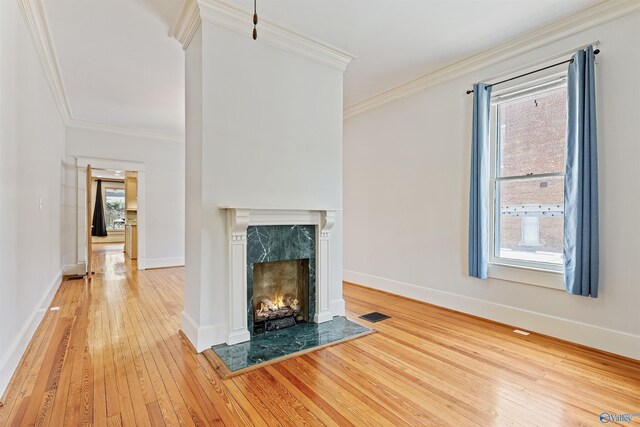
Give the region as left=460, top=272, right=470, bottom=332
left=1, top=246, right=639, bottom=426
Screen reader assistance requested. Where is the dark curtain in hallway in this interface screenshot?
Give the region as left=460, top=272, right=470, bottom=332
left=92, top=179, right=108, bottom=237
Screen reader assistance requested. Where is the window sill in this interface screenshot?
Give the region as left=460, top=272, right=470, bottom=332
left=488, top=262, right=564, bottom=290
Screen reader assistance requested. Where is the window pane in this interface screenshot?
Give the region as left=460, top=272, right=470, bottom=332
left=498, top=87, right=566, bottom=177
left=496, top=176, right=563, bottom=264
left=105, top=188, right=125, bottom=231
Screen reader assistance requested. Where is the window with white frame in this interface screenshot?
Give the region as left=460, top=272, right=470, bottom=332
left=490, top=80, right=566, bottom=271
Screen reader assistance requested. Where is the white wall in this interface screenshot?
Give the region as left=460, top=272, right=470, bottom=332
left=183, top=21, right=345, bottom=351
left=66, top=127, right=185, bottom=268
left=0, top=1, right=68, bottom=396
left=184, top=27, right=203, bottom=335
left=344, top=11, right=640, bottom=359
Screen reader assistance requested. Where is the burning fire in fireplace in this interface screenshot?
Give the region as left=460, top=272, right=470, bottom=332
left=255, top=293, right=301, bottom=322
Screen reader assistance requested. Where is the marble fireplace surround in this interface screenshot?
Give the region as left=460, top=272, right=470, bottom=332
left=247, top=225, right=316, bottom=336
left=220, top=207, right=337, bottom=345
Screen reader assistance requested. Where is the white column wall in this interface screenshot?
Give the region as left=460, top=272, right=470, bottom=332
left=182, top=21, right=345, bottom=351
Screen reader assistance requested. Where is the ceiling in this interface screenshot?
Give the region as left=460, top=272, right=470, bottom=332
left=235, top=0, right=600, bottom=107
left=44, top=0, right=185, bottom=136
left=43, top=0, right=601, bottom=137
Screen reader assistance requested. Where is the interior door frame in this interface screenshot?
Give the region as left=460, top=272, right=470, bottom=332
left=86, top=164, right=93, bottom=280
left=76, top=157, right=147, bottom=271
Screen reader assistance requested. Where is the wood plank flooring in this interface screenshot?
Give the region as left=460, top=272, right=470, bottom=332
left=1, top=245, right=639, bottom=426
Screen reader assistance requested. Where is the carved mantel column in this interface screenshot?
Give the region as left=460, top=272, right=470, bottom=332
left=316, top=210, right=336, bottom=323
left=227, top=208, right=250, bottom=345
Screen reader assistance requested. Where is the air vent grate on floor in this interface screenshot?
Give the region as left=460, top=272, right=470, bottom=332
left=65, top=275, right=86, bottom=281
left=359, top=312, right=391, bottom=323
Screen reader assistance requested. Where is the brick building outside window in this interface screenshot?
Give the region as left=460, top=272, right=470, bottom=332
left=492, top=85, right=566, bottom=267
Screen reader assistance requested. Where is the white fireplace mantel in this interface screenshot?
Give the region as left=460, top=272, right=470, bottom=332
left=219, top=207, right=339, bottom=345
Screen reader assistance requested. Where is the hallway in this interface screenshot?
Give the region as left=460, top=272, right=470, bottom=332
left=0, top=246, right=193, bottom=425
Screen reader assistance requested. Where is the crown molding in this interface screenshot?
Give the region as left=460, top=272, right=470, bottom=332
left=19, top=0, right=186, bottom=142
left=18, top=0, right=72, bottom=122
left=344, top=0, right=640, bottom=119
left=170, top=0, right=355, bottom=72
left=67, top=119, right=184, bottom=143
left=197, top=0, right=355, bottom=71
left=169, top=0, right=201, bottom=50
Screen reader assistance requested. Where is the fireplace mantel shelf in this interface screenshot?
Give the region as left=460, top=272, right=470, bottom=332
left=219, top=206, right=342, bottom=211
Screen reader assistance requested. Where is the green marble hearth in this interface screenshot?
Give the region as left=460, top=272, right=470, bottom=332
left=211, top=317, right=372, bottom=374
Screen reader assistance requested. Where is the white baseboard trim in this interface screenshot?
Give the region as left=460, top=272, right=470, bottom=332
left=0, top=270, right=62, bottom=398
left=180, top=311, right=228, bottom=353
left=344, top=270, right=640, bottom=360
left=139, top=257, right=185, bottom=271
left=330, top=298, right=346, bottom=317
left=62, top=263, right=85, bottom=276
left=226, top=330, right=251, bottom=346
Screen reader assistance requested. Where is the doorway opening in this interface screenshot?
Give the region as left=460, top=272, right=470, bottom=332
left=88, top=168, right=139, bottom=274
left=77, top=157, right=146, bottom=279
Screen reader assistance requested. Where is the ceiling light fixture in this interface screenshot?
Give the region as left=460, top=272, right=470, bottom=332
left=252, top=0, right=258, bottom=40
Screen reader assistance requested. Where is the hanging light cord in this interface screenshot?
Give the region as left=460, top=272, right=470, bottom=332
left=252, top=0, right=258, bottom=40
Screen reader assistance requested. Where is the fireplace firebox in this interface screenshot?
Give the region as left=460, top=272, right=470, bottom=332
left=252, top=259, right=309, bottom=334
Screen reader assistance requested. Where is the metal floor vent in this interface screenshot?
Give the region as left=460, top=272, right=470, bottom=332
left=359, top=312, right=391, bottom=323
left=65, top=275, right=86, bottom=281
